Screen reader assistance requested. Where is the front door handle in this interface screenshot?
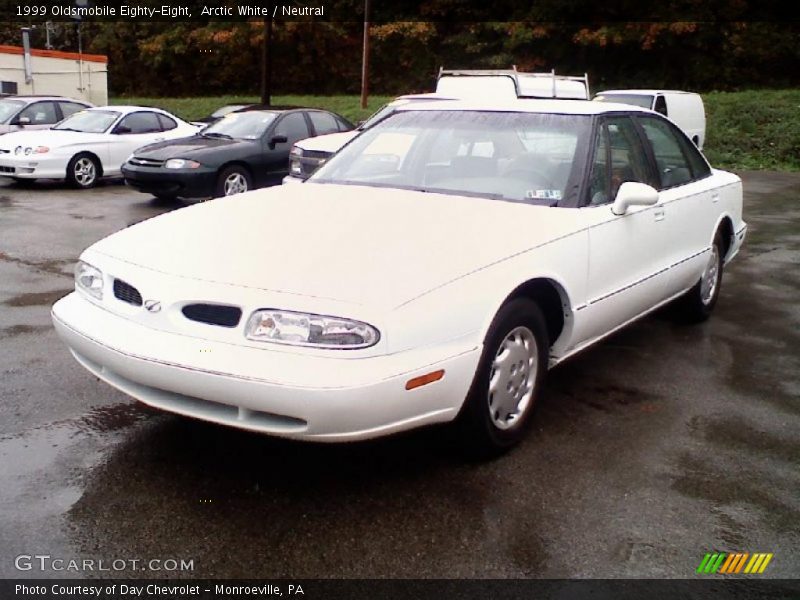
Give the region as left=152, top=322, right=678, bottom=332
left=711, top=193, right=720, bottom=203
left=654, top=208, right=666, bottom=222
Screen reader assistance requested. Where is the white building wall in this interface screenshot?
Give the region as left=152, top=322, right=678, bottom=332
left=0, top=50, right=108, bottom=105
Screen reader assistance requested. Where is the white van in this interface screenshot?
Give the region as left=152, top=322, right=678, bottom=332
left=593, top=90, right=706, bottom=149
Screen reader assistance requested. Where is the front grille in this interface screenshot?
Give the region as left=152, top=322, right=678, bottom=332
left=0, top=165, right=14, bottom=173
left=182, top=304, right=242, bottom=328
left=113, top=279, right=143, bottom=306
left=128, top=156, right=165, bottom=168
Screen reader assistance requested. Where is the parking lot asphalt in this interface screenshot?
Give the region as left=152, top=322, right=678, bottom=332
left=0, top=174, right=797, bottom=580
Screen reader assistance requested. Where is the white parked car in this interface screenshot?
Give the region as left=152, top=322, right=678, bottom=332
left=0, top=106, right=199, bottom=188
left=594, top=90, right=706, bottom=149
left=52, top=99, right=746, bottom=455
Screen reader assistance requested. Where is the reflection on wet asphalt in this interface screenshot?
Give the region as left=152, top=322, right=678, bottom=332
left=0, top=174, right=797, bottom=578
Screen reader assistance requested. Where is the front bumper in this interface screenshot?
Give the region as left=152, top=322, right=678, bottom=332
left=122, top=163, right=216, bottom=199
left=0, top=154, right=68, bottom=179
left=52, top=292, right=479, bottom=441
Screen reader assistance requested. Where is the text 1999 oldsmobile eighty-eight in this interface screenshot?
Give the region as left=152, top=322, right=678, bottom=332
left=52, top=99, right=746, bottom=455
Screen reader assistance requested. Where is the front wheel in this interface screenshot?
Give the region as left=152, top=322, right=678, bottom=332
left=457, top=298, right=549, bottom=457
left=67, top=154, right=100, bottom=189
left=215, top=165, right=252, bottom=198
left=681, top=231, right=724, bottom=322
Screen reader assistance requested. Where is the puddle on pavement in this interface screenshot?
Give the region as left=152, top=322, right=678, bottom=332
left=0, top=252, right=74, bottom=277
left=0, top=324, right=51, bottom=338
left=2, top=289, right=72, bottom=307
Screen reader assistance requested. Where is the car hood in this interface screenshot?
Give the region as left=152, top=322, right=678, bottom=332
left=134, top=135, right=250, bottom=159
left=296, top=131, right=359, bottom=153
left=0, top=129, right=105, bottom=149
left=87, top=183, right=581, bottom=308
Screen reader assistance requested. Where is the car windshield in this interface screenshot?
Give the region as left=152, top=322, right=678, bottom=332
left=311, top=110, right=591, bottom=205
left=0, top=99, right=24, bottom=123
left=594, top=94, right=654, bottom=109
left=53, top=110, right=120, bottom=133
left=202, top=111, right=277, bottom=139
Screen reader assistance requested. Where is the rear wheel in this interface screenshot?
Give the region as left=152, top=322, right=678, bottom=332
left=681, top=231, right=724, bottom=322
left=215, top=165, right=251, bottom=198
left=67, top=154, right=100, bottom=189
left=457, top=298, right=549, bottom=457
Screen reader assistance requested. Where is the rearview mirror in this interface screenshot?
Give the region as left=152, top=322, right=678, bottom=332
left=611, top=182, right=659, bottom=215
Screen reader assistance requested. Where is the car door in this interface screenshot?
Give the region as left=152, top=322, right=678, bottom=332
left=263, top=112, right=311, bottom=185
left=634, top=114, right=717, bottom=296
left=14, top=101, right=59, bottom=131
left=107, top=111, right=168, bottom=172
left=577, top=115, right=672, bottom=344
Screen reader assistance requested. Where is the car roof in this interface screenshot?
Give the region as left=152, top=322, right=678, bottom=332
left=1, top=95, right=89, bottom=103
left=392, top=98, right=655, bottom=116
left=234, top=105, right=306, bottom=113
left=596, top=90, right=698, bottom=96
left=92, top=105, right=173, bottom=115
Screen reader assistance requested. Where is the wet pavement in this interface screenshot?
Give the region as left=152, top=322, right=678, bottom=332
left=0, top=174, right=797, bottom=579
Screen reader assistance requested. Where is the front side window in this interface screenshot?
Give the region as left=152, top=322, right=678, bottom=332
left=311, top=110, right=592, bottom=205
left=116, top=112, right=162, bottom=134
left=273, top=113, right=310, bottom=145
left=586, top=117, right=653, bottom=206
left=19, top=101, right=58, bottom=125
left=53, top=110, right=120, bottom=133
left=638, top=116, right=695, bottom=189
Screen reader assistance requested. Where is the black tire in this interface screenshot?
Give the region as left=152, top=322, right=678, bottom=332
left=681, top=231, right=724, bottom=322
left=215, top=165, right=252, bottom=198
left=456, top=298, right=549, bottom=458
left=66, top=153, right=100, bottom=189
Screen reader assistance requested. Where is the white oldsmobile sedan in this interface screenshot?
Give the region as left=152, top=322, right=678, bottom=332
left=52, top=100, right=746, bottom=454
left=0, top=106, right=198, bottom=188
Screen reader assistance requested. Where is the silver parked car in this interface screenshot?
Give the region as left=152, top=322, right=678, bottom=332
left=0, top=96, right=93, bottom=135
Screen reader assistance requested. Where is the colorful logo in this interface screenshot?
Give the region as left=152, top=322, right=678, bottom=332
left=697, top=552, right=773, bottom=574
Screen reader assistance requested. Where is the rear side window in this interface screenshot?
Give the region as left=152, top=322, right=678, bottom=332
left=308, top=111, right=339, bottom=136
left=335, top=116, right=352, bottom=131
left=654, top=95, right=668, bottom=116
left=117, top=112, right=162, bottom=134
left=58, top=101, right=88, bottom=119
left=157, top=114, right=177, bottom=131
left=637, top=116, right=695, bottom=189
left=274, top=113, right=310, bottom=145
left=19, top=101, right=58, bottom=125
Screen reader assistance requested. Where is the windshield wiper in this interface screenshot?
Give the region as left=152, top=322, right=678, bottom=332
left=201, top=132, right=233, bottom=140
left=54, top=127, right=82, bottom=132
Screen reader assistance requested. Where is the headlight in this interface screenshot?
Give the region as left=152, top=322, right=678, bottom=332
left=245, top=309, right=380, bottom=349
left=165, top=158, right=201, bottom=169
left=16, top=146, right=48, bottom=155
left=289, top=146, right=303, bottom=175
left=74, top=261, right=103, bottom=300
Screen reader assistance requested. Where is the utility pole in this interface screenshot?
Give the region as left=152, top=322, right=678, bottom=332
left=260, top=16, right=273, bottom=105
left=359, top=0, right=370, bottom=109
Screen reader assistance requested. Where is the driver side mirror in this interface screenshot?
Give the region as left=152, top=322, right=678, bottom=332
left=611, top=182, right=659, bottom=215
left=14, top=116, right=31, bottom=126
left=268, top=134, right=288, bottom=149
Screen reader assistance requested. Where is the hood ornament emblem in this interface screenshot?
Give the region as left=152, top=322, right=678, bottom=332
left=144, top=299, right=161, bottom=313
